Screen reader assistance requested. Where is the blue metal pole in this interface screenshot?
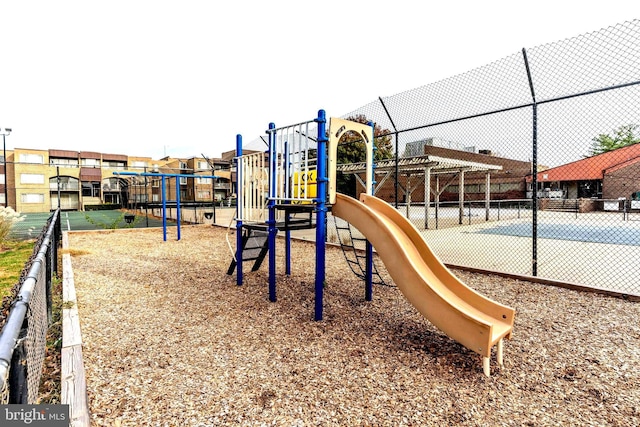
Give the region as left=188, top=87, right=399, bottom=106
left=236, top=134, right=243, bottom=286
left=175, top=177, right=181, bottom=241
left=314, top=109, right=327, bottom=320
left=284, top=140, right=291, bottom=275
left=268, top=123, right=277, bottom=302
left=365, top=121, right=375, bottom=301
left=161, top=176, right=167, bottom=241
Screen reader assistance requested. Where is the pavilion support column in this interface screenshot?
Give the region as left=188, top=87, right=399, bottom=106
left=424, top=167, right=431, bottom=230
left=458, top=170, right=465, bottom=225
left=485, top=172, right=491, bottom=221
left=435, top=175, right=440, bottom=229
left=405, top=175, right=411, bottom=218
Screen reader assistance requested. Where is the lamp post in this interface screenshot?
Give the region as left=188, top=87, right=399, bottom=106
left=1, top=128, right=11, bottom=208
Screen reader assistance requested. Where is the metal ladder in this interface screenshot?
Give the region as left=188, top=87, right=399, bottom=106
left=226, top=227, right=270, bottom=275
left=332, top=216, right=390, bottom=287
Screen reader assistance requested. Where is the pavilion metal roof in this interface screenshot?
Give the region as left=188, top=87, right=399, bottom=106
left=336, top=155, right=502, bottom=175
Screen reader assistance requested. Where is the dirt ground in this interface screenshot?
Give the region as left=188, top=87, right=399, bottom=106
left=68, top=225, right=640, bottom=426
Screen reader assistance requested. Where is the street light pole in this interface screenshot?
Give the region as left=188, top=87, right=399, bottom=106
left=1, top=128, right=11, bottom=208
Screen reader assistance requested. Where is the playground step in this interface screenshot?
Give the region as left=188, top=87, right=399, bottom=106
left=227, top=229, right=269, bottom=275
left=275, top=204, right=316, bottom=230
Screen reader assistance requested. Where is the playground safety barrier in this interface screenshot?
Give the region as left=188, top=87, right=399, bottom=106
left=326, top=20, right=640, bottom=296
left=0, top=209, right=61, bottom=403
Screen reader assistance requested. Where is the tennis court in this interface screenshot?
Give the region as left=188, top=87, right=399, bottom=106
left=9, top=210, right=172, bottom=240
left=477, top=221, right=640, bottom=246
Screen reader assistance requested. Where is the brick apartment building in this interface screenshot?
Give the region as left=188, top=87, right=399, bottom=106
left=1, top=148, right=233, bottom=213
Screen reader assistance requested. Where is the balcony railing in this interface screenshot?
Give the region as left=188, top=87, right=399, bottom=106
left=49, top=183, right=80, bottom=191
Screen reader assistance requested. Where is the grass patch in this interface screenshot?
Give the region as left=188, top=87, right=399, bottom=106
left=39, top=276, right=62, bottom=404
left=0, top=239, right=63, bottom=403
left=0, top=240, right=35, bottom=299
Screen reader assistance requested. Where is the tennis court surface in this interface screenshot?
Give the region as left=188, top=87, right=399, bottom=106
left=477, top=222, right=640, bottom=246
left=9, top=210, right=171, bottom=240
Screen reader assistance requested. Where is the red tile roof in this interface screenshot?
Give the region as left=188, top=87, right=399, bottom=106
left=527, top=143, right=640, bottom=182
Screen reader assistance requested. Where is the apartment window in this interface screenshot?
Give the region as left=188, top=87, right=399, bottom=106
left=197, top=190, right=211, bottom=199
left=196, top=177, right=211, bottom=184
left=50, top=158, right=79, bottom=168
left=151, top=179, right=160, bottom=188
left=130, top=193, right=148, bottom=203
left=180, top=162, right=188, bottom=170
left=82, top=182, right=100, bottom=197
left=198, top=161, right=209, bottom=170
left=81, top=158, right=100, bottom=167
left=0, top=193, right=5, bottom=204
left=104, top=161, right=126, bottom=169
left=179, top=177, right=187, bottom=185
left=21, top=193, right=45, bottom=203
left=104, top=193, right=121, bottom=204
left=0, top=175, right=4, bottom=185
left=19, top=154, right=44, bottom=164
left=131, top=161, right=147, bottom=167
left=21, top=173, right=45, bottom=184
left=152, top=194, right=159, bottom=202
left=50, top=176, right=80, bottom=191
left=102, top=177, right=122, bottom=191
left=498, top=182, right=521, bottom=192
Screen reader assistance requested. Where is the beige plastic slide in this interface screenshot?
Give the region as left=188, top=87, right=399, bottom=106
left=331, top=193, right=516, bottom=376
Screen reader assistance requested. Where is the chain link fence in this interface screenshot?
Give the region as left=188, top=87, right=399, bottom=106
left=333, top=19, right=640, bottom=296
left=0, top=209, right=60, bottom=403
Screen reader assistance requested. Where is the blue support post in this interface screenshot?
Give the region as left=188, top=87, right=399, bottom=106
left=161, top=176, right=167, bottom=241
left=285, top=228, right=291, bottom=275
left=175, top=177, right=181, bottom=241
left=365, top=242, right=373, bottom=301
left=314, top=109, right=327, bottom=320
left=236, top=134, right=243, bottom=286
left=365, top=121, right=375, bottom=301
left=268, top=123, right=277, bottom=302
left=284, top=140, right=291, bottom=275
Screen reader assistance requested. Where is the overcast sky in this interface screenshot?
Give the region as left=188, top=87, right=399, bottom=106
left=0, top=1, right=635, bottom=161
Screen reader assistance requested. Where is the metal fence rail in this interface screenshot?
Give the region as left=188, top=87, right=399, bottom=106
left=334, top=19, right=640, bottom=296
left=0, top=209, right=61, bottom=403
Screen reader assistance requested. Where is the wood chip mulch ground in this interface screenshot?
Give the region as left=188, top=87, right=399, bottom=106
left=68, top=225, right=640, bottom=427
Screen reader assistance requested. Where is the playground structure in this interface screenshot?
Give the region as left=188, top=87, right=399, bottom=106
left=230, top=110, right=515, bottom=376
left=114, top=171, right=220, bottom=241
